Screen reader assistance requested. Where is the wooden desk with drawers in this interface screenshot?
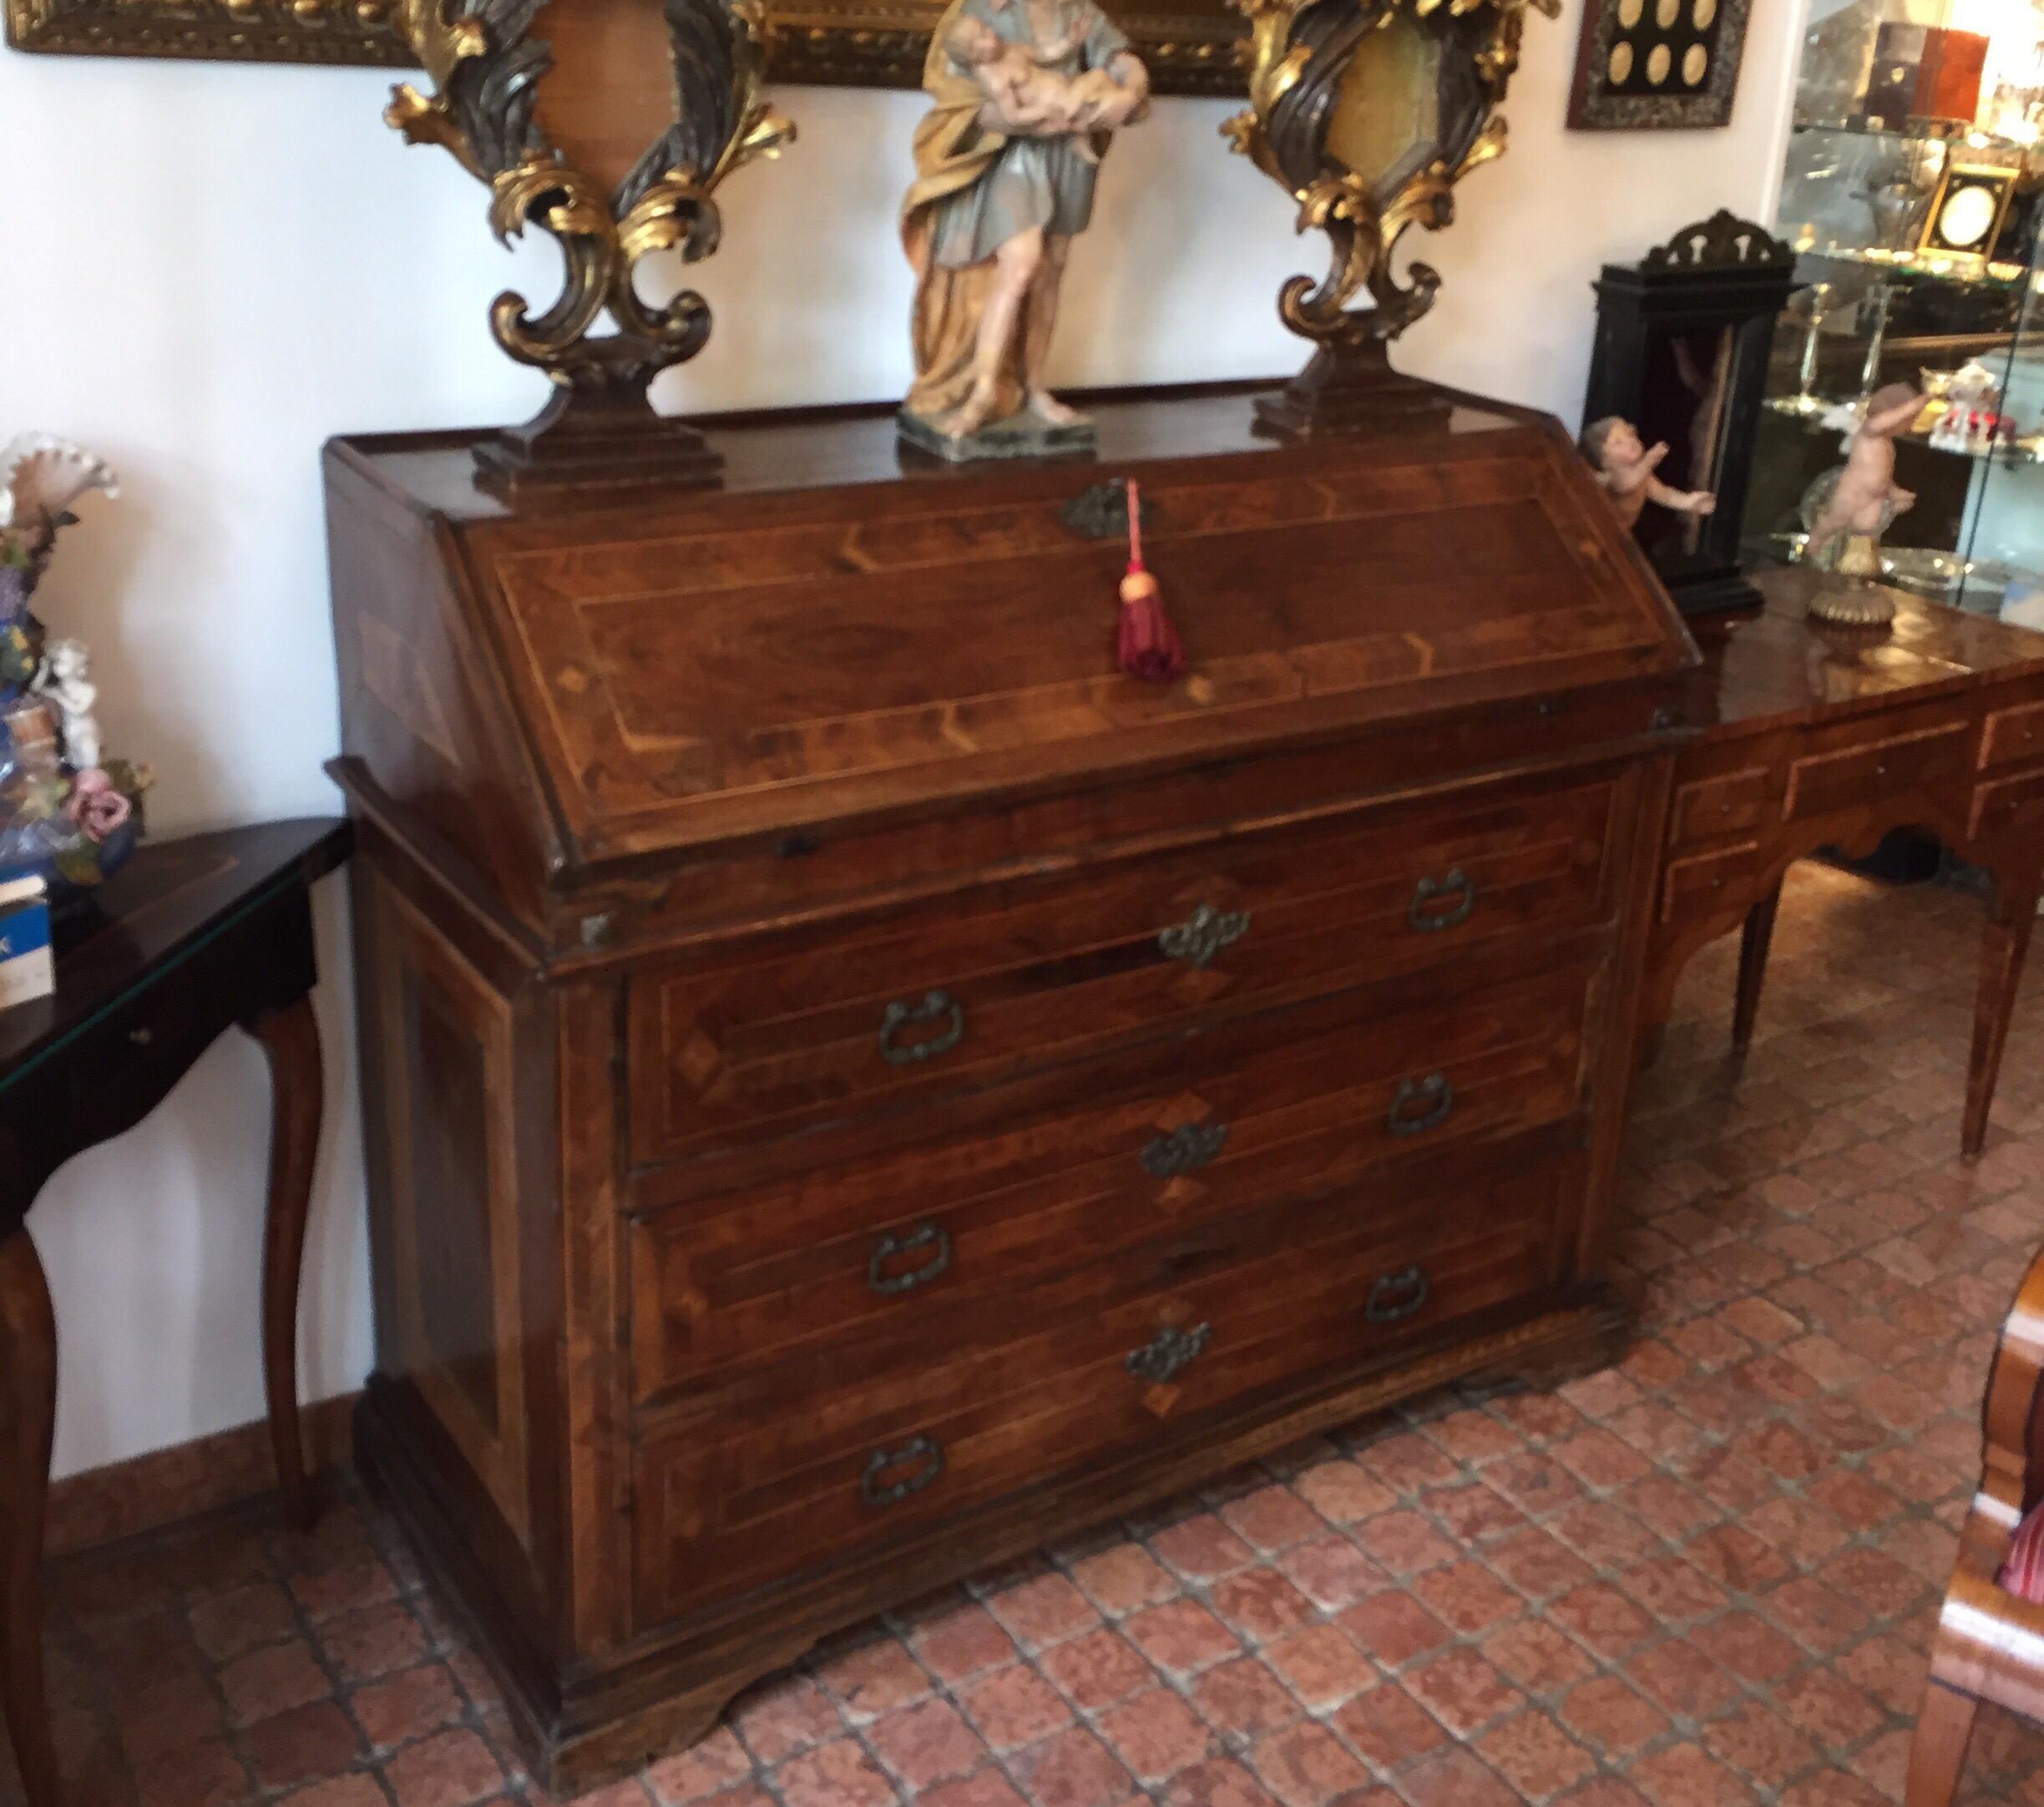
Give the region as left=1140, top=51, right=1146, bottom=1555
left=1637, top=565, right=2044, bottom=1157
left=325, top=384, right=1697, bottom=1793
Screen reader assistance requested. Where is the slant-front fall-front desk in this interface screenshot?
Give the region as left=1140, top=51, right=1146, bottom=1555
left=322, top=383, right=1698, bottom=1791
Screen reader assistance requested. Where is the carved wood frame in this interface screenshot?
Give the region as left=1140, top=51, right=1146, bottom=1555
left=2, top=0, right=1247, bottom=94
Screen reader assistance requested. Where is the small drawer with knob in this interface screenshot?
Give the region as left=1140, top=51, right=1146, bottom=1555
left=1658, top=840, right=1762, bottom=925
left=1782, top=722, right=1971, bottom=824
left=625, top=1146, right=1576, bottom=1634
left=625, top=773, right=1619, bottom=1167
left=1667, top=767, right=1770, bottom=848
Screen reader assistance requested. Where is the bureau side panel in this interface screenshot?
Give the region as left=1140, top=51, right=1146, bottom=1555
left=351, top=825, right=564, bottom=1690
left=1576, top=748, right=1679, bottom=1278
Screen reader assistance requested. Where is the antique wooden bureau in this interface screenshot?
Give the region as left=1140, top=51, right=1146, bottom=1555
left=323, top=383, right=1697, bottom=1790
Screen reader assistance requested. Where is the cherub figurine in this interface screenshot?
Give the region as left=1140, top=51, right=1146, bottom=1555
left=1804, top=382, right=1921, bottom=569
left=1580, top=417, right=1717, bottom=532
left=33, top=638, right=100, bottom=771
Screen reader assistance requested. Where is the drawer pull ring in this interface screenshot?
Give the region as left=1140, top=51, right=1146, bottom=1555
left=1386, top=1074, right=1453, bottom=1137
left=868, top=1222, right=953, bottom=1295
left=861, top=1436, right=945, bottom=1507
left=1126, top=1322, right=1211, bottom=1384
left=1409, top=868, right=1475, bottom=933
left=879, top=991, right=966, bottom=1066
left=1141, top=1121, right=1228, bottom=1178
left=1158, top=904, right=1250, bottom=969
left=1365, top=1265, right=1431, bottom=1324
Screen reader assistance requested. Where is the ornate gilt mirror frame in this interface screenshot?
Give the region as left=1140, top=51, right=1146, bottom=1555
left=2, top=0, right=1244, bottom=92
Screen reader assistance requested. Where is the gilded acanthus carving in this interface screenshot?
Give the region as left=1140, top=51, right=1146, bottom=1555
left=384, top=0, right=792, bottom=399
left=1222, top=0, right=1555, bottom=365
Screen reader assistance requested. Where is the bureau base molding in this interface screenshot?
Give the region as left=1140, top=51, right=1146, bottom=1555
left=358, top=1283, right=1629, bottom=1797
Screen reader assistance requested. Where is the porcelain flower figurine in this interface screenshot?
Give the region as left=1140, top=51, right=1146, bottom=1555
left=1580, top=417, right=1716, bottom=533
left=0, top=432, right=149, bottom=898
left=899, top=0, right=1151, bottom=457
left=0, top=433, right=119, bottom=606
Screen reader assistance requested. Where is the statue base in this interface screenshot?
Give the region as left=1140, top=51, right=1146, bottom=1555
left=1804, top=534, right=1895, bottom=631
left=897, top=407, right=1096, bottom=464
left=475, top=382, right=723, bottom=499
left=1254, top=342, right=1455, bottom=440
left=1805, top=580, right=1897, bottom=630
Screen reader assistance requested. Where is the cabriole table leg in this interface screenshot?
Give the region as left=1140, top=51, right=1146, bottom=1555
left=0, top=1227, right=59, bottom=1807
left=244, top=995, right=326, bottom=1531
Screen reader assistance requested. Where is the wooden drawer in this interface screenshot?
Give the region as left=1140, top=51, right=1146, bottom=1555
left=629, top=1151, right=1578, bottom=1628
left=625, top=964, right=1593, bottom=1405
left=626, top=777, right=1617, bottom=1164
left=1783, top=722, right=1971, bottom=823
left=1659, top=841, right=1760, bottom=924
left=1981, top=700, right=2044, bottom=772
left=1668, top=767, right=1768, bottom=848
left=1971, top=767, right=2044, bottom=840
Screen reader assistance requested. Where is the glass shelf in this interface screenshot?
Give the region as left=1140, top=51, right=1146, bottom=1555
left=1747, top=0, right=2044, bottom=619
left=1791, top=243, right=2040, bottom=290
left=1793, top=114, right=2036, bottom=154
left=1763, top=394, right=2044, bottom=463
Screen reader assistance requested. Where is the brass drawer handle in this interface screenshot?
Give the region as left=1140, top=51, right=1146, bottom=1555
left=1364, top=1265, right=1430, bottom=1324
left=879, top=990, right=965, bottom=1066
left=1158, top=904, right=1250, bottom=969
left=1141, top=1121, right=1228, bottom=1178
left=868, top=1222, right=952, bottom=1296
left=861, top=1436, right=945, bottom=1507
left=1126, top=1323, right=1211, bottom=1384
left=1409, top=868, right=1475, bottom=933
left=1386, top=1073, right=1453, bottom=1138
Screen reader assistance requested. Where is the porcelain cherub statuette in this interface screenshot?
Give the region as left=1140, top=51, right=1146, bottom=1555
left=899, top=0, right=1151, bottom=458
left=33, top=638, right=101, bottom=772
left=1796, top=382, right=1924, bottom=629
left=1804, top=382, right=1921, bottom=569
left=1580, top=417, right=1717, bottom=533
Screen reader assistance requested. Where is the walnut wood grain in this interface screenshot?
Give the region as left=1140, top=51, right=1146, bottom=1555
left=326, top=383, right=1693, bottom=1794
left=1639, top=568, right=2044, bottom=1156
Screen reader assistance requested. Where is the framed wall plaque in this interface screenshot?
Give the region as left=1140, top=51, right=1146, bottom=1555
left=1566, top=0, right=1749, bottom=129
left=2, top=0, right=1244, bottom=91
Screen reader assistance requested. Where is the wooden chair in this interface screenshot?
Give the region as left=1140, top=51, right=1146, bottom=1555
left=1906, top=1242, right=2044, bottom=1805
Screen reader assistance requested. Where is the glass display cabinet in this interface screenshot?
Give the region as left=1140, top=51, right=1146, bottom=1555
left=1743, top=0, right=2044, bottom=618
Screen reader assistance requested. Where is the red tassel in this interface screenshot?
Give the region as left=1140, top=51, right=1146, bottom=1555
left=1116, top=479, right=1185, bottom=683
left=2005, top=1504, right=2044, bottom=1602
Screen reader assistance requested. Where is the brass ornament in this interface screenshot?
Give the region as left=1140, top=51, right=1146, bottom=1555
left=1222, top=0, right=1556, bottom=433
left=384, top=0, right=792, bottom=489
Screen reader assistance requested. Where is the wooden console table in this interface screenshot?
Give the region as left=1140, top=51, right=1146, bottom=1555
left=1639, top=567, right=2044, bottom=1158
left=0, top=817, right=350, bottom=1807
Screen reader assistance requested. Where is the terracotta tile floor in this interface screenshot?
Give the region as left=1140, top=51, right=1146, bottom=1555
left=12, top=861, right=2044, bottom=1807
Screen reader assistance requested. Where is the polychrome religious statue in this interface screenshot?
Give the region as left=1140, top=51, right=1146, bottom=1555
left=899, top=0, right=1151, bottom=458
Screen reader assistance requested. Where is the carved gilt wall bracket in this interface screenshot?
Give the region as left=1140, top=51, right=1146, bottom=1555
left=1222, top=0, right=1554, bottom=434
left=384, top=0, right=792, bottom=491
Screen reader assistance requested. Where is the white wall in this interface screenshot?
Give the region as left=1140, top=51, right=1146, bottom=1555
left=0, top=0, right=1803, bottom=1479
